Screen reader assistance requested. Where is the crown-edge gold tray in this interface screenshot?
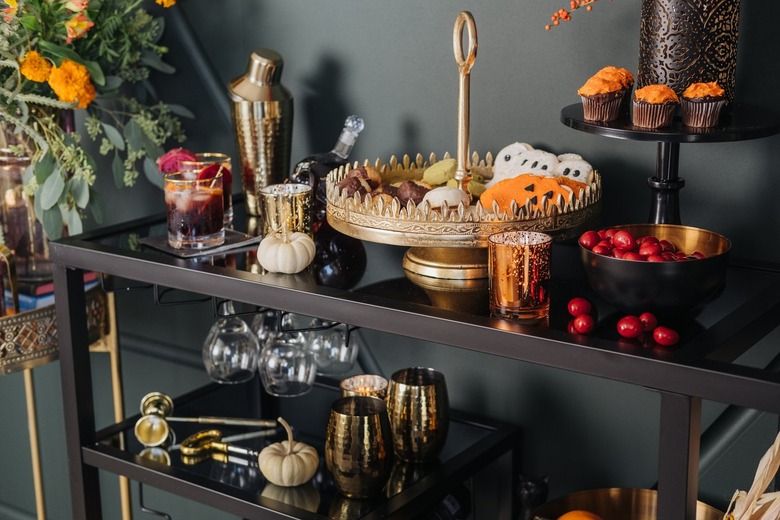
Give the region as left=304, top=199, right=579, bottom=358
left=326, top=151, right=602, bottom=248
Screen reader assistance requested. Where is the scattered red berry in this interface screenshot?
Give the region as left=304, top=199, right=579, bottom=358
left=653, top=326, right=680, bottom=346
left=567, top=297, right=592, bottom=317
left=572, top=314, right=595, bottom=334
left=611, top=230, right=636, bottom=251
left=616, top=315, right=644, bottom=339
left=567, top=319, right=579, bottom=334
left=638, top=312, right=658, bottom=332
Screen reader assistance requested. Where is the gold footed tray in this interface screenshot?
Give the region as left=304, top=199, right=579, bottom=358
left=326, top=152, right=602, bottom=279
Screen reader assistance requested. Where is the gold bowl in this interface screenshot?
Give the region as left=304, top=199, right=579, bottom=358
left=581, top=224, right=731, bottom=315
left=533, top=488, right=723, bottom=520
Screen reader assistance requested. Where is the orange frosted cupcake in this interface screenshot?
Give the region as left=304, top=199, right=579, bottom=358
left=681, top=82, right=726, bottom=128
left=577, top=75, right=624, bottom=123
left=632, top=84, right=679, bottom=129
left=595, top=66, right=634, bottom=113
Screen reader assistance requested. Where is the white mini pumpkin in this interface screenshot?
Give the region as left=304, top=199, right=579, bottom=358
left=258, top=417, right=319, bottom=487
left=257, top=232, right=316, bottom=274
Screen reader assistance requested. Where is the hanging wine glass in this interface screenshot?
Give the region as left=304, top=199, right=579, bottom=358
left=308, top=321, right=359, bottom=375
left=250, top=309, right=279, bottom=346
left=202, top=302, right=260, bottom=384
left=258, top=329, right=317, bottom=398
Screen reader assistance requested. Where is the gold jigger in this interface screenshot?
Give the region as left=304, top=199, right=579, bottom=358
left=134, top=392, right=276, bottom=447
left=385, top=367, right=449, bottom=462
left=339, top=374, right=388, bottom=400
left=138, top=447, right=172, bottom=466
left=325, top=396, right=394, bottom=499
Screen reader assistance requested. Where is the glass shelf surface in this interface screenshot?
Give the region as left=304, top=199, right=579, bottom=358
left=92, top=381, right=516, bottom=519
left=51, top=206, right=780, bottom=413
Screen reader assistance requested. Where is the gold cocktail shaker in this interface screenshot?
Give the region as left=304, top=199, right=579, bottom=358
left=228, top=49, right=293, bottom=217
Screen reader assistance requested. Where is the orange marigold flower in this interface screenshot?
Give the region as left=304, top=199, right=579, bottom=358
left=155, top=0, right=176, bottom=7
left=48, top=59, right=96, bottom=109
left=65, top=12, right=94, bottom=43
left=20, top=51, right=52, bottom=83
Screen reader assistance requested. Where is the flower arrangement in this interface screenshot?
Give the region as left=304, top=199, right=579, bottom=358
left=0, top=0, right=189, bottom=239
left=545, top=0, right=605, bottom=30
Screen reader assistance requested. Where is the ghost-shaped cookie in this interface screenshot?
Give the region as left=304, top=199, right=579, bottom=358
left=555, top=157, right=594, bottom=184
left=557, top=153, right=582, bottom=162
left=515, top=149, right=559, bottom=177
left=488, top=142, right=534, bottom=187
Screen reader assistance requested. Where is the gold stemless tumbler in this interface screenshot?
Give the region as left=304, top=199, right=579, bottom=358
left=325, top=396, right=393, bottom=499
left=385, top=367, right=449, bottom=462
left=259, top=183, right=312, bottom=237
left=488, top=230, right=553, bottom=323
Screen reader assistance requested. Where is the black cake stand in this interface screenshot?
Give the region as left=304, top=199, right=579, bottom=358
left=561, top=103, right=780, bottom=224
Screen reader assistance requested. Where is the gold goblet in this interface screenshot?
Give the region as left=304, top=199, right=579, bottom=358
left=385, top=367, right=449, bottom=462
left=325, top=396, right=393, bottom=499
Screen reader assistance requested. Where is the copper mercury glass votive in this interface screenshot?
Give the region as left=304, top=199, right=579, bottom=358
left=325, top=396, right=394, bottom=499
left=488, top=230, right=553, bottom=323
left=385, top=367, right=449, bottom=463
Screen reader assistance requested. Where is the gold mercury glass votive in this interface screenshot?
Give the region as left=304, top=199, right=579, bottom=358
left=325, top=396, right=394, bottom=499
left=488, top=230, right=553, bottom=323
left=385, top=367, right=449, bottom=463
left=259, top=183, right=312, bottom=237
left=340, top=374, right=389, bottom=400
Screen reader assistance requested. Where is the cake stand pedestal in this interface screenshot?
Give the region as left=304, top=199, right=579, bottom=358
left=561, top=103, right=780, bottom=224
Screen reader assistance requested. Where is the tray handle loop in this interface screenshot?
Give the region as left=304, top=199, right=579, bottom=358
left=452, top=11, right=478, bottom=188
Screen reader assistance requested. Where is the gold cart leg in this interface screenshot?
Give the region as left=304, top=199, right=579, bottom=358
left=23, top=369, right=46, bottom=520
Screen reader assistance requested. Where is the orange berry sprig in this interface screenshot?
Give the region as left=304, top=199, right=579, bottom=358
left=545, top=0, right=602, bottom=30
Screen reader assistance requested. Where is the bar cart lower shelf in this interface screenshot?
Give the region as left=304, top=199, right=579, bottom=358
left=86, top=379, right=520, bottom=519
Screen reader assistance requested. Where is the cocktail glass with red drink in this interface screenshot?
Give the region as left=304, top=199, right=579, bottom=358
left=180, top=153, right=234, bottom=225
left=164, top=171, right=225, bottom=249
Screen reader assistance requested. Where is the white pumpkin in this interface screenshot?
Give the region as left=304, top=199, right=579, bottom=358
left=258, top=417, right=319, bottom=487
left=257, top=232, right=316, bottom=274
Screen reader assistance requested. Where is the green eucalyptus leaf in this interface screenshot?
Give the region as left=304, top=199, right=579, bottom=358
left=168, top=104, right=195, bottom=119
left=144, top=157, right=164, bottom=189
left=89, top=189, right=104, bottom=225
left=42, top=207, right=64, bottom=240
left=140, top=132, right=163, bottom=161
left=23, top=163, right=35, bottom=185
left=123, top=119, right=143, bottom=151
left=40, top=168, right=65, bottom=210
left=101, top=122, right=125, bottom=150
left=100, top=76, right=124, bottom=91
left=62, top=205, right=83, bottom=236
left=112, top=153, right=125, bottom=189
left=139, top=51, right=176, bottom=74
left=69, top=177, right=90, bottom=209
left=33, top=152, right=54, bottom=184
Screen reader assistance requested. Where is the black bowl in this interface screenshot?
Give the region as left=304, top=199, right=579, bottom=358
left=580, top=224, right=731, bottom=315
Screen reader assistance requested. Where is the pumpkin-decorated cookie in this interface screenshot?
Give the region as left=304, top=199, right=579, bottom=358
left=480, top=174, right=575, bottom=214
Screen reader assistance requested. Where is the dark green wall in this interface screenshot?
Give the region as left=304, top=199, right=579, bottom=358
left=2, top=0, right=779, bottom=518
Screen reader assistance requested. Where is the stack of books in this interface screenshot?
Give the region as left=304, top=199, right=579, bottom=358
left=3, top=271, right=100, bottom=314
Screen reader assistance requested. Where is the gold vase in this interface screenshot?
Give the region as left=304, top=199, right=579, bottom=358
left=325, top=396, right=393, bottom=499
left=385, top=367, right=449, bottom=463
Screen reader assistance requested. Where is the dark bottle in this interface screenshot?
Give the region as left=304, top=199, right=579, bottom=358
left=290, top=115, right=364, bottom=225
